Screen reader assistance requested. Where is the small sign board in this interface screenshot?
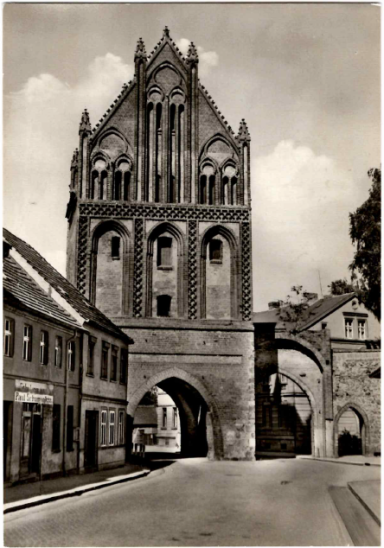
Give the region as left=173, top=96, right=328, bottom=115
left=14, top=380, right=54, bottom=406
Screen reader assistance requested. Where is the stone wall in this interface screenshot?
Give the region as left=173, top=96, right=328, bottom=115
left=332, top=350, right=380, bottom=455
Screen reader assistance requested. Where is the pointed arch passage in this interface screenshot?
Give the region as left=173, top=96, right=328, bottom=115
left=90, top=220, right=132, bottom=316
left=127, top=367, right=224, bottom=460
left=334, top=402, right=370, bottom=457
left=145, top=222, right=187, bottom=318
left=200, top=225, right=240, bottom=319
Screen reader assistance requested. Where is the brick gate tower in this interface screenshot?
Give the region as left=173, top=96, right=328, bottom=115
left=66, top=28, right=255, bottom=460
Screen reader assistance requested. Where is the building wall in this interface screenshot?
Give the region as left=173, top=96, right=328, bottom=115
left=310, top=298, right=381, bottom=344
left=3, top=307, right=79, bottom=483
left=332, top=350, right=381, bottom=456
left=79, top=330, right=129, bottom=471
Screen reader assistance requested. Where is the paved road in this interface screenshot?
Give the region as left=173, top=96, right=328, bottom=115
left=4, top=458, right=380, bottom=546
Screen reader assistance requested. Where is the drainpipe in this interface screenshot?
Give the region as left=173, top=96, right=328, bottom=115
left=63, top=329, right=79, bottom=477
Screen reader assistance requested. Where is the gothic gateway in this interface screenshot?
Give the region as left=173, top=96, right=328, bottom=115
left=66, top=28, right=255, bottom=460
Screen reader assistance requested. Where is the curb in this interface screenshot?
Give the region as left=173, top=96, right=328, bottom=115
left=4, top=469, right=151, bottom=515
left=300, top=456, right=381, bottom=467
left=347, top=483, right=381, bottom=526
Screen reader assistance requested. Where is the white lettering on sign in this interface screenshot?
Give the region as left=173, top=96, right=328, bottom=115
left=15, top=392, right=54, bottom=406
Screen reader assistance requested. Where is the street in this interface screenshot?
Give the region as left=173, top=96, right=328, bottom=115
left=4, top=458, right=380, bottom=546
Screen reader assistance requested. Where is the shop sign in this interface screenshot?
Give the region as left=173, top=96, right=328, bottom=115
left=14, top=380, right=54, bottom=406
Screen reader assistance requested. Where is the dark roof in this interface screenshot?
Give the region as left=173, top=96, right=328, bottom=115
left=133, top=406, right=158, bottom=427
left=252, top=293, right=356, bottom=332
left=297, top=293, right=355, bottom=332
left=4, top=255, right=79, bottom=329
left=3, top=228, right=133, bottom=343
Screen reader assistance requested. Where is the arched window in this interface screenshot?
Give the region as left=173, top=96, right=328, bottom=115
left=90, top=158, right=108, bottom=200
left=114, top=160, right=131, bottom=201
left=209, top=239, right=222, bottom=263
left=222, top=176, right=229, bottom=205
left=157, top=237, right=172, bottom=268
left=222, top=165, right=238, bottom=205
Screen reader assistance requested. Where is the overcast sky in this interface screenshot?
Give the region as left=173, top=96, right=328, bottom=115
left=3, top=3, right=380, bottom=312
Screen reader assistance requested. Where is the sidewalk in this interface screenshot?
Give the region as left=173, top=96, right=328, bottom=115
left=298, top=454, right=381, bottom=467
left=4, top=463, right=150, bottom=514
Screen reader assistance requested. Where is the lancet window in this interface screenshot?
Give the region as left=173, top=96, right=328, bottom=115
left=90, top=158, right=108, bottom=200
left=114, top=160, right=131, bottom=201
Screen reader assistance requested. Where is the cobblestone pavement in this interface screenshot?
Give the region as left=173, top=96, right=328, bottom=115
left=4, top=458, right=381, bottom=547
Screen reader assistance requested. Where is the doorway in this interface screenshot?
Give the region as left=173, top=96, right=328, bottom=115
left=84, top=411, right=98, bottom=469
left=20, top=403, right=42, bottom=478
left=337, top=407, right=364, bottom=456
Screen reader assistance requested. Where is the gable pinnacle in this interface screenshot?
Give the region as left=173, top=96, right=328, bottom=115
left=79, top=109, right=91, bottom=133
left=134, top=37, right=147, bottom=61
left=71, top=149, right=79, bottom=169
left=163, top=26, right=170, bottom=38
left=186, top=41, right=199, bottom=65
left=237, top=118, right=251, bottom=142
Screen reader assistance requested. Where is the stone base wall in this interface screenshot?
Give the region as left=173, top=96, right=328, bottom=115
left=332, top=350, right=381, bottom=456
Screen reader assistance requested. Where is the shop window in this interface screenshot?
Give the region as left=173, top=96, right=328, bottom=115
left=67, top=341, right=75, bottom=371
left=87, top=336, right=97, bottom=376
left=209, top=239, right=223, bottom=263
left=52, top=404, right=61, bottom=453
left=54, top=336, right=62, bottom=368
left=111, top=236, right=120, bottom=259
left=40, top=331, right=49, bottom=365
left=157, top=295, right=171, bottom=317
left=23, top=325, right=32, bottom=361
left=118, top=410, right=125, bottom=445
left=101, top=409, right=107, bottom=446
left=109, top=410, right=115, bottom=445
left=67, top=405, right=74, bottom=452
left=101, top=341, right=110, bottom=379
left=345, top=318, right=354, bottom=339
left=120, top=348, right=128, bottom=384
left=111, top=346, right=118, bottom=382
left=358, top=320, right=366, bottom=340
left=157, top=237, right=172, bottom=268
left=4, top=318, right=14, bottom=357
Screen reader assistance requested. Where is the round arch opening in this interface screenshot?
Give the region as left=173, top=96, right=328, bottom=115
left=335, top=406, right=367, bottom=457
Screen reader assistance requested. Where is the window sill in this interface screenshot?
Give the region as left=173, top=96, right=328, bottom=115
left=111, top=257, right=120, bottom=261
left=157, top=266, right=173, bottom=271
left=100, top=377, right=108, bottom=381
left=86, top=373, right=94, bottom=378
left=110, top=379, right=117, bottom=383
left=210, top=260, right=223, bottom=265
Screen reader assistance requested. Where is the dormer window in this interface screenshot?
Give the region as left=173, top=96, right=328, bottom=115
left=111, top=236, right=120, bottom=259
left=157, top=237, right=172, bottom=268
left=209, top=239, right=223, bottom=263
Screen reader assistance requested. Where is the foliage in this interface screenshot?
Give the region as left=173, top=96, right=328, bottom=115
left=140, top=387, right=158, bottom=406
left=328, top=278, right=358, bottom=296
left=278, top=286, right=312, bottom=333
left=338, top=429, right=362, bottom=457
left=349, top=168, right=381, bottom=321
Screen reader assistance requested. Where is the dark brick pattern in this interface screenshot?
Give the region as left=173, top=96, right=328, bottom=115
left=133, top=218, right=144, bottom=317
left=187, top=220, right=198, bottom=319
left=77, top=216, right=89, bottom=295
left=240, top=222, right=252, bottom=321
left=79, top=202, right=250, bottom=223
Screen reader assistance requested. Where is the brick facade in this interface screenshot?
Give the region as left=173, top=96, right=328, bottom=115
left=66, top=28, right=255, bottom=460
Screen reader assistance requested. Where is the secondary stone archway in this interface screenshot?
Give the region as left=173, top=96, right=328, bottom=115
left=334, top=402, right=370, bottom=457
left=127, top=367, right=224, bottom=460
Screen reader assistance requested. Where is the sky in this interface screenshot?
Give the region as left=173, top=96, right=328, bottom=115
left=3, top=3, right=380, bottom=312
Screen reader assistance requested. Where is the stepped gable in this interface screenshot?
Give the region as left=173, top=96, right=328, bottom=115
left=3, top=228, right=132, bottom=343
left=4, top=255, right=80, bottom=329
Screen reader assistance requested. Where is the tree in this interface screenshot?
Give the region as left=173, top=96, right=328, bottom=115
left=328, top=278, right=358, bottom=296
left=349, top=168, right=381, bottom=320
left=278, top=286, right=312, bottom=333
